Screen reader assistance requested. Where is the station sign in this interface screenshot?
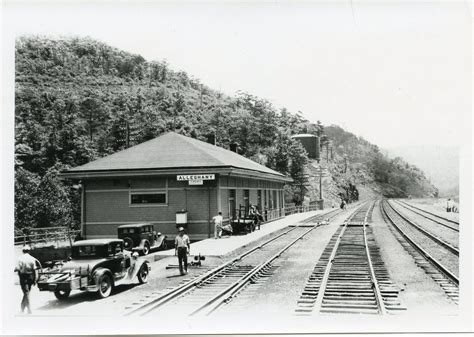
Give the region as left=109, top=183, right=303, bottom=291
left=177, top=174, right=215, bottom=186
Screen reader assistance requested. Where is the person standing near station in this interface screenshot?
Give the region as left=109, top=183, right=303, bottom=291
left=174, top=227, right=190, bottom=276
left=15, top=245, right=40, bottom=314
left=212, top=211, right=224, bottom=239
left=250, top=205, right=262, bottom=231
left=446, top=198, right=454, bottom=212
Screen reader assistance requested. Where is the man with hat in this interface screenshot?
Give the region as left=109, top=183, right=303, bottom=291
left=174, top=227, right=190, bottom=276
left=14, top=245, right=41, bottom=314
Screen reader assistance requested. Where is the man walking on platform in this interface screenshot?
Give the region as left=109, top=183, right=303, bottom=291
left=15, top=245, right=40, bottom=314
left=174, top=227, right=190, bottom=276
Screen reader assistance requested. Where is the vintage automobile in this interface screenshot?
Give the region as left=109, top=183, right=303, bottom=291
left=37, top=239, right=150, bottom=300
left=117, top=223, right=167, bottom=255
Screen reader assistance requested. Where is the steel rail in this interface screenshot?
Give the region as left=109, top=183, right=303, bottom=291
left=381, top=200, right=459, bottom=285
left=310, top=224, right=347, bottom=314
left=126, top=208, right=343, bottom=316
left=387, top=200, right=459, bottom=256
left=397, top=200, right=459, bottom=226
left=363, top=215, right=387, bottom=316
left=394, top=200, right=459, bottom=232
left=311, top=201, right=386, bottom=315
left=194, top=225, right=322, bottom=316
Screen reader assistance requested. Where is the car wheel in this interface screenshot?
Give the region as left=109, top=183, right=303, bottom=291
left=123, top=237, right=133, bottom=250
left=137, top=264, right=149, bottom=284
left=54, top=289, right=71, bottom=300
left=142, top=242, right=150, bottom=255
left=161, top=240, right=168, bottom=250
left=97, top=273, right=113, bottom=298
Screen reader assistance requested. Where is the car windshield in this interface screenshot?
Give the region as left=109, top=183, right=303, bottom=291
left=72, top=245, right=103, bottom=259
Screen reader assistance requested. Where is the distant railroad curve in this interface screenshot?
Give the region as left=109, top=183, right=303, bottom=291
left=397, top=200, right=459, bottom=226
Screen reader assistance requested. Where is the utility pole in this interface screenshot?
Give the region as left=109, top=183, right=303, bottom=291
left=344, top=155, right=348, bottom=173
left=319, top=170, right=323, bottom=200
left=314, top=166, right=327, bottom=210
left=326, top=143, right=329, bottom=162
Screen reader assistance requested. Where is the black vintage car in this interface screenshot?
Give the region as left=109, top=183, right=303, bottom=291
left=117, top=223, right=167, bottom=255
left=37, top=239, right=150, bottom=300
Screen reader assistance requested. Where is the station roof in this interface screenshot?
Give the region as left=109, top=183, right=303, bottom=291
left=63, top=132, right=290, bottom=182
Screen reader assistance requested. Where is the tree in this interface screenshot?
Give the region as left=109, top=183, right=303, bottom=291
left=14, top=167, right=40, bottom=230
left=34, top=165, right=75, bottom=228
left=13, top=35, right=439, bottom=233
left=80, top=96, right=106, bottom=141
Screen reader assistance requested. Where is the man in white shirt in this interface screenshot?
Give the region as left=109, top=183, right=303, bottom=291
left=15, top=246, right=40, bottom=314
left=174, top=227, right=190, bottom=275
left=212, top=212, right=224, bottom=239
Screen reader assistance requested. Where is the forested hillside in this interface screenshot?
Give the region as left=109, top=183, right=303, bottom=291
left=14, top=36, right=437, bottom=231
left=324, top=125, right=438, bottom=199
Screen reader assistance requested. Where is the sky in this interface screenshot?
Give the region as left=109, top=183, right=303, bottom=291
left=3, top=1, right=472, bottom=148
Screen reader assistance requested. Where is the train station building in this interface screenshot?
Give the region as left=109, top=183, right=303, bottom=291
left=62, top=132, right=292, bottom=240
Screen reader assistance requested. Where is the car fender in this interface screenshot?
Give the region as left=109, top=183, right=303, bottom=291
left=135, top=259, right=150, bottom=273
left=92, top=267, right=114, bottom=286
left=138, top=239, right=149, bottom=250
left=127, top=259, right=151, bottom=280
left=154, top=234, right=167, bottom=247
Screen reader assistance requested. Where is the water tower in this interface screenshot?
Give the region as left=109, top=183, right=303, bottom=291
left=291, top=134, right=320, bottom=162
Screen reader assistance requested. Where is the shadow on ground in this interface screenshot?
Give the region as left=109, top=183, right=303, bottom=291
left=36, top=283, right=140, bottom=311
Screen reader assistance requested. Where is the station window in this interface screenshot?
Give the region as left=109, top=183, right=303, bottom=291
left=130, top=192, right=166, bottom=205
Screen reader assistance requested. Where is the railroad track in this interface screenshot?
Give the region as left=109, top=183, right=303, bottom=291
left=385, top=200, right=459, bottom=257
left=380, top=200, right=459, bottom=304
left=394, top=200, right=459, bottom=232
left=125, top=208, right=344, bottom=317
left=295, top=201, right=405, bottom=315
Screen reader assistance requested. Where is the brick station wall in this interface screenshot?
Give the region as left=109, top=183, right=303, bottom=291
left=83, top=176, right=217, bottom=240
left=82, top=174, right=286, bottom=241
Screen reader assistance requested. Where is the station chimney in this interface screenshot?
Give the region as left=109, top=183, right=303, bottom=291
left=206, top=132, right=216, bottom=145
left=230, top=143, right=239, bottom=154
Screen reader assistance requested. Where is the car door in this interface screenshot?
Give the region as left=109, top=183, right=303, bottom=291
left=108, top=242, right=125, bottom=276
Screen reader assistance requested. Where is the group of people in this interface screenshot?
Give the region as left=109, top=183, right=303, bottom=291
left=446, top=198, right=458, bottom=213
left=211, top=205, right=263, bottom=239
left=17, top=208, right=265, bottom=312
